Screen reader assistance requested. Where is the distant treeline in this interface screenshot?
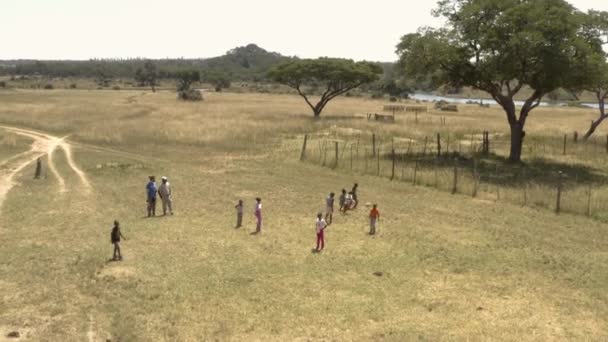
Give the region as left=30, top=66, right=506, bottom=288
left=0, top=43, right=425, bottom=97
left=0, top=44, right=291, bottom=82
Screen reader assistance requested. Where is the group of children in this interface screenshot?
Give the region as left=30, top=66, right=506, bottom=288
left=316, top=183, right=380, bottom=252
left=110, top=180, right=380, bottom=260
left=234, top=197, right=263, bottom=233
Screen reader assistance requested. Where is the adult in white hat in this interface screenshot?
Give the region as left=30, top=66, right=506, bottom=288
left=158, top=176, right=174, bottom=216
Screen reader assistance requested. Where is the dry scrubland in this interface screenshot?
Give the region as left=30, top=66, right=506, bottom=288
left=0, top=89, right=607, bottom=341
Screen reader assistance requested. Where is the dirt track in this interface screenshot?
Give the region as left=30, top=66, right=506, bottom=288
left=0, top=125, right=92, bottom=209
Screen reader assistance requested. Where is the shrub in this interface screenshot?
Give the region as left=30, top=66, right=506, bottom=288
left=0, top=81, right=6, bottom=88
left=69, top=83, right=77, bottom=89
left=44, top=84, right=54, bottom=89
left=371, top=92, right=384, bottom=99
left=177, top=89, right=203, bottom=101
left=112, top=86, right=121, bottom=90
left=389, top=96, right=398, bottom=102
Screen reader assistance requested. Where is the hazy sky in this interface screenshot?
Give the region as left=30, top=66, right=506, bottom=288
left=1, top=0, right=606, bottom=61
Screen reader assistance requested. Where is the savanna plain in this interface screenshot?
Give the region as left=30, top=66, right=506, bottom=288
left=0, top=88, right=607, bottom=341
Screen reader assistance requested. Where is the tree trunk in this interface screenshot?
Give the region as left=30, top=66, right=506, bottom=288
left=583, top=97, right=606, bottom=141
left=508, top=123, right=524, bottom=163
left=583, top=116, right=607, bottom=141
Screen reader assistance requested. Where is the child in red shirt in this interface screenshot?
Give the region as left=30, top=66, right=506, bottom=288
left=369, top=204, right=380, bottom=235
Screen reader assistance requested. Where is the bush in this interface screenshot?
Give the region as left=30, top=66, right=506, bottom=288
left=177, top=89, right=203, bottom=101
left=371, top=92, right=384, bottom=99
left=112, top=86, right=121, bottom=90
left=389, top=96, right=398, bottom=102
left=0, top=81, right=6, bottom=88
left=44, top=84, right=54, bottom=89
left=69, top=83, right=77, bottom=89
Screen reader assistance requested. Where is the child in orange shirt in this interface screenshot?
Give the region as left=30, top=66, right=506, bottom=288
left=369, top=204, right=380, bottom=235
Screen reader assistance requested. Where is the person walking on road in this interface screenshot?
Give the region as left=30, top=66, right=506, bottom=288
left=158, top=176, right=173, bottom=216
left=369, top=204, right=380, bottom=235
left=254, top=197, right=262, bottom=233
left=146, top=176, right=157, bottom=217
left=111, top=220, right=126, bottom=261
left=315, top=213, right=328, bottom=252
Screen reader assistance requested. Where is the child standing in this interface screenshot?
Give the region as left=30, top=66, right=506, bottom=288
left=315, top=213, right=328, bottom=252
left=254, top=197, right=262, bottom=233
left=339, top=189, right=346, bottom=213
left=325, top=192, right=335, bottom=224
left=351, top=183, right=359, bottom=209
left=111, top=220, right=126, bottom=261
left=369, top=204, right=380, bottom=235
left=235, top=199, right=244, bottom=228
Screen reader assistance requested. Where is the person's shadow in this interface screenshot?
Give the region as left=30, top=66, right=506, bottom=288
left=311, top=248, right=320, bottom=254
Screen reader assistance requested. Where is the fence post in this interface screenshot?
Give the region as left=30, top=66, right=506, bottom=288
left=372, top=134, right=376, bottom=157
left=472, top=159, right=478, bottom=198
left=333, top=141, right=339, bottom=169
left=423, top=136, right=428, bottom=156
left=605, top=134, right=608, bottom=153
left=446, top=133, right=450, bottom=154
left=563, top=134, right=567, bottom=155
left=300, top=134, right=308, bottom=161
left=322, top=142, right=328, bottom=167
left=413, top=159, right=419, bottom=185
left=586, top=185, right=592, bottom=217
left=377, top=148, right=381, bottom=176
left=364, top=148, right=368, bottom=174
left=437, top=133, right=441, bottom=157
left=522, top=169, right=528, bottom=206
left=391, top=149, right=396, bottom=180
left=556, top=171, right=563, bottom=214
left=452, top=162, right=458, bottom=194
left=350, top=145, right=353, bottom=170
left=573, top=131, right=578, bottom=144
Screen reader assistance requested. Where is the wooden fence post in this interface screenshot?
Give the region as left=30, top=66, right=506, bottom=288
left=556, top=171, right=563, bottom=214
left=372, top=134, right=376, bottom=157
left=333, top=141, right=339, bottom=169
left=377, top=148, right=381, bottom=176
left=364, top=148, right=368, bottom=174
left=300, top=134, right=308, bottom=161
left=391, top=149, right=396, bottom=180
left=563, top=134, right=567, bottom=155
left=522, top=169, right=528, bottom=206
left=573, top=131, right=578, bottom=144
left=586, top=185, right=592, bottom=217
left=350, top=145, right=353, bottom=170
left=452, top=162, right=458, bottom=194
left=437, top=133, right=441, bottom=157
left=413, top=159, right=419, bottom=185
left=322, top=142, right=328, bottom=167
left=422, top=136, right=428, bottom=156
left=605, top=134, right=608, bottom=153
left=446, top=134, right=450, bottom=154
left=472, top=159, right=478, bottom=198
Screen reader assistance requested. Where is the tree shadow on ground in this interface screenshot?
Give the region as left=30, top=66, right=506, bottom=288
left=389, top=151, right=607, bottom=187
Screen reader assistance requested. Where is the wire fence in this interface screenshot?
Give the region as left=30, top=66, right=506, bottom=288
left=297, top=131, right=608, bottom=221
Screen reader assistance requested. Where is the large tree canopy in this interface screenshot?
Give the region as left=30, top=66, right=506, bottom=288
left=397, top=0, right=594, bottom=162
left=268, top=58, right=382, bottom=117
left=576, top=10, right=608, bottom=140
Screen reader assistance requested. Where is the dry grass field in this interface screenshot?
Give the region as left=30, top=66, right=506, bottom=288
left=0, top=89, right=607, bottom=341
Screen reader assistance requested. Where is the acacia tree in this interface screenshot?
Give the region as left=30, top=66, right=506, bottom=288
left=397, top=0, right=593, bottom=162
left=577, top=10, right=608, bottom=140
left=268, top=58, right=382, bottom=117
left=135, top=60, right=159, bottom=92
